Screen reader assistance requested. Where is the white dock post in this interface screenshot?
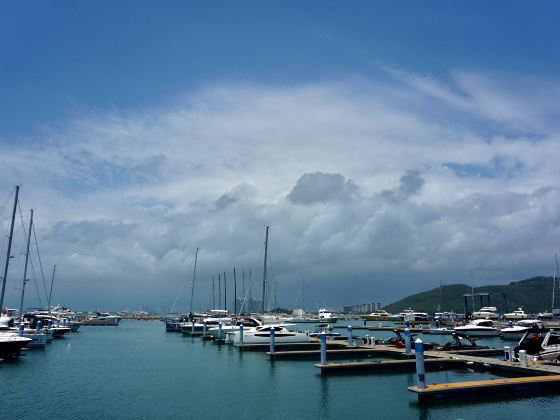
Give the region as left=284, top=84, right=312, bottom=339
left=191, top=319, right=195, bottom=335
left=347, top=325, right=353, bottom=347
left=218, top=322, right=223, bottom=341
left=239, top=324, right=244, bottom=347
left=270, top=328, right=276, bottom=353
left=519, top=349, right=528, bottom=367
left=320, top=333, right=327, bottom=364
left=504, top=346, right=511, bottom=361
left=19, top=323, right=24, bottom=336
left=405, top=328, right=411, bottom=355
left=415, top=338, right=426, bottom=389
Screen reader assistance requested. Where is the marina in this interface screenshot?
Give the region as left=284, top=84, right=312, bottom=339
left=4, top=319, right=560, bottom=419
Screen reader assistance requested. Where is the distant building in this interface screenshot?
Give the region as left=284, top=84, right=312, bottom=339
left=341, top=302, right=382, bottom=314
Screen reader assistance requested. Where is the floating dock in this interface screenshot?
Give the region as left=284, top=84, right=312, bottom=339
left=409, top=374, right=560, bottom=403
left=316, top=358, right=464, bottom=374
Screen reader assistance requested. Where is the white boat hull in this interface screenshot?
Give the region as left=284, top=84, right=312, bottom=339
left=233, top=330, right=309, bottom=346
left=453, top=327, right=501, bottom=337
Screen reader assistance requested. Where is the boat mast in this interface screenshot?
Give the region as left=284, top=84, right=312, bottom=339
left=261, top=226, right=269, bottom=314
left=18, top=209, right=34, bottom=321
left=233, top=268, right=237, bottom=315
left=189, top=247, right=198, bottom=314
left=0, top=185, right=20, bottom=311
left=248, top=268, right=252, bottom=311
left=218, top=274, right=221, bottom=310
left=48, top=265, right=56, bottom=316
left=554, top=253, right=559, bottom=310
left=223, top=271, right=227, bottom=312
left=212, top=276, right=215, bottom=309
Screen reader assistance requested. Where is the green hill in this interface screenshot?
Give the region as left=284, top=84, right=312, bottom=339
left=383, top=276, right=556, bottom=314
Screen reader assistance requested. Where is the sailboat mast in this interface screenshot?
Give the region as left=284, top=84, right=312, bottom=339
left=48, top=265, right=56, bottom=316
left=554, top=253, right=559, bottom=310
left=218, top=274, right=221, bottom=310
left=261, top=226, right=269, bottom=314
left=189, top=247, right=198, bottom=314
left=233, top=268, right=237, bottom=315
left=223, top=271, right=227, bottom=313
left=0, top=185, right=20, bottom=311
left=18, top=209, right=34, bottom=321
left=212, top=276, right=215, bottom=309
left=249, top=268, right=252, bottom=311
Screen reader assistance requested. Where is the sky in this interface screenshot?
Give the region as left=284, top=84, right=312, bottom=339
left=1, top=1, right=559, bottom=312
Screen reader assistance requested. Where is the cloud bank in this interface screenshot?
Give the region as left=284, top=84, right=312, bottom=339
left=1, top=70, right=559, bottom=311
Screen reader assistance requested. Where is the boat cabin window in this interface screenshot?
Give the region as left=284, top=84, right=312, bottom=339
left=547, top=334, right=560, bottom=346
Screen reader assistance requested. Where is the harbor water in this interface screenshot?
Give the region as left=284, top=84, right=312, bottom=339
left=2, top=320, right=560, bottom=419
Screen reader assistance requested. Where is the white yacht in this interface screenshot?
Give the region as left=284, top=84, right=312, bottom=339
left=232, top=324, right=310, bottom=346
left=207, top=318, right=262, bottom=340
left=472, top=306, right=499, bottom=319
left=317, top=308, right=338, bottom=323
left=454, top=319, right=501, bottom=336
left=181, top=317, right=233, bottom=335
left=83, top=312, right=121, bottom=326
left=503, top=308, right=529, bottom=320
left=501, top=320, right=545, bottom=340
left=398, top=309, right=429, bottom=322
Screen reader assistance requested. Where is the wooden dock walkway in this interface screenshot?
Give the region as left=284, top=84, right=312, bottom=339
left=409, top=374, right=560, bottom=403
left=316, top=358, right=464, bottom=374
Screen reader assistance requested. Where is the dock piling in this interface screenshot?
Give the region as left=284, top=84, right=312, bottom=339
left=415, top=338, right=426, bottom=389
left=347, top=325, right=353, bottom=347
left=504, top=346, right=511, bottom=361
left=320, top=333, right=327, bottom=363
left=239, top=324, right=244, bottom=347
left=191, top=319, right=195, bottom=335
left=218, top=322, right=223, bottom=342
left=519, top=350, right=528, bottom=367
left=405, top=328, right=411, bottom=355
left=270, top=329, right=276, bottom=353
left=18, top=323, right=24, bottom=336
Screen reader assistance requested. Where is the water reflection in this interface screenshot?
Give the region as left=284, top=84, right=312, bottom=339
left=319, top=375, right=331, bottom=418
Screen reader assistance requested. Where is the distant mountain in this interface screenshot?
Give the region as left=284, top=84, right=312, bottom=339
left=383, top=276, right=556, bottom=314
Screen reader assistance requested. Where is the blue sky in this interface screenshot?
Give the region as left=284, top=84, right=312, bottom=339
left=1, top=2, right=559, bottom=311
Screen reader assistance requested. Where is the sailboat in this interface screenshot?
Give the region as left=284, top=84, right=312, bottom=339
left=538, top=254, right=559, bottom=320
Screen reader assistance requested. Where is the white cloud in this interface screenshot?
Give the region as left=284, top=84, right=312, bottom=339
left=1, top=70, right=559, bottom=311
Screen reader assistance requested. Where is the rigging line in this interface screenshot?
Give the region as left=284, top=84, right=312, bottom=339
left=28, top=252, right=43, bottom=308
left=238, top=239, right=265, bottom=314
left=32, top=224, right=49, bottom=301
left=169, top=272, right=189, bottom=313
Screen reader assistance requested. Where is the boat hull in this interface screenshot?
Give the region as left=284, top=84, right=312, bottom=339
left=453, top=328, right=501, bottom=337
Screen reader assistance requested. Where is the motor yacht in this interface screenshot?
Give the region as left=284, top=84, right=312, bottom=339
left=472, top=306, right=499, bottom=319
left=501, top=320, right=545, bottom=340
left=453, top=319, right=501, bottom=336
left=207, top=317, right=262, bottom=341
left=82, top=312, right=121, bottom=326
left=503, top=308, right=530, bottom=320
left=361, top=310, right=392, bottom=321
left=232, top=324, right=309, bottom=346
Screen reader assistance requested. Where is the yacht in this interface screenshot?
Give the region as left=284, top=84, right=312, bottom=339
left=361, top=310, right=392, bottom=321
left=472, top=306, right=499, bottom=319
left=503, top=308, right=529, bottom=320
left=0, top=332, right=32, bottom=358
left=398, top=309, right=429, bottom=322
left=317, top=308, right=338, bottom=323
left=82, top=312, right=121, bottom=326
left=501, top=320, right=545, bottom=340
left=207, top=317, right=262, bottom=341
left=453, top=319, right=501, bottom=336
left=181, top=317, right=233, bottom=335
left=515, top=331, right=560, bottom=361
left=232, top=324, right=310, bottom=346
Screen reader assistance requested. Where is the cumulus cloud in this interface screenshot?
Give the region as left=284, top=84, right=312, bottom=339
left=1, top=70, right=559, bottom=310
left=287, top=172, right=358, bottom=205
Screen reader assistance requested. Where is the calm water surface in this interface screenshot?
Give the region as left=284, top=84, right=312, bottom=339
left=2, top=320, right=560, bottom=419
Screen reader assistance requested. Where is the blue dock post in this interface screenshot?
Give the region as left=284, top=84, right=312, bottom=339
left=435, top=319, right=440, bottom=329
left=239, top=324, right=244, bottom=347
left=19, top=323, right=24, bottom=336
left=404, top=328, right=411, bottom=355
left=504, top=346, right=511, bottom=361
left=347, top=325, right=353, bottom=347
left=57, top=319, right=60, bottom=327
left=218, top=322, right=223, bottom=342
left=320, top=333, right=327, bottom=364
left=270, top=328, right=276, bottom=353
left=415, top=338, right=426, bottom=389
left=202, top=321, right=207, bottom=336
left=48, top=319, right=52, bottom=329
left=191, top=319, right=195, bottom=335
left=508, top=320, right=513, bottom=328
left=36, top=320, right=42, bottom=334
